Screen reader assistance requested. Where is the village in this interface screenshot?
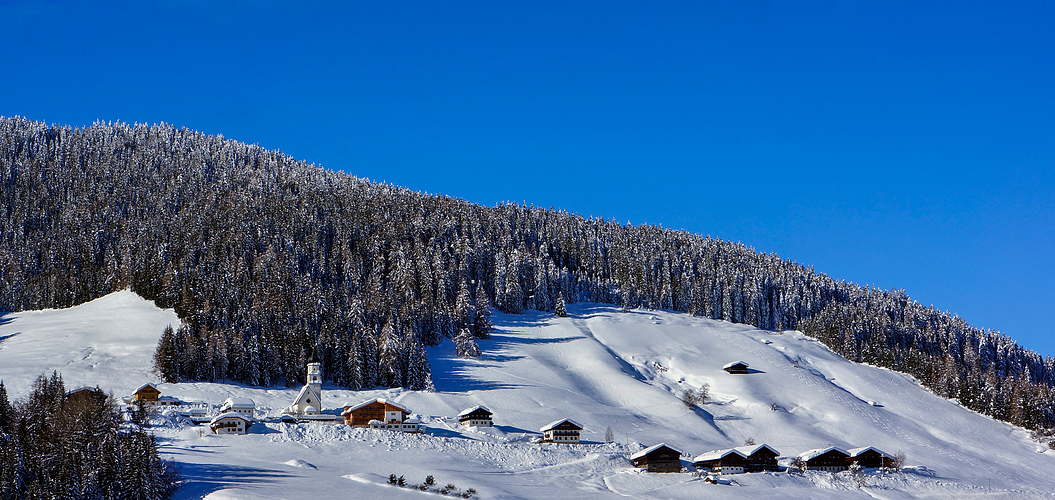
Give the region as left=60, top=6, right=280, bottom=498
left=111, top=351, right=904, bottom=478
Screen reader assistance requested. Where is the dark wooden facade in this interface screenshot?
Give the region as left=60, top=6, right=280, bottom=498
left=849, top=448, right=894, bottom=468
left=695, top=452, right=746, bottom=471
left=805, top=449, right=850, bottom=472
left=723, top=362, right=749, bottom=374
left=743, top=445, right=779, bottom=472
left=458, top=407, right=493, bottom=427
left=632, top=445, right=682, bottom=472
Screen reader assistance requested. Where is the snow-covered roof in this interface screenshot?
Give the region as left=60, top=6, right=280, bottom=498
left=693, top=448, right=747, bottom=463
left=404, top=416, right=421, bottom=424
left=797, top=446, right=849, bottom=461
left=67, top=385, right=97, bottom=394
left=157, top=395, right=180, bottom=402
left=722, top=360, right=749, bottom=370
left=540, top=418, right=582, bottom=432
left=733, top=443, right=780, bottom=458
left=848, top=446, right=892, bottom=459
left=631, top=443, right=682, bottom=460
left=457, top=405, right=492, bottom=418
left=223, top=396, right=256, bottom=409
left=134, top=382, right=158, bottom=393
left=342, top=398, right=409, bottom=414
left=210, top=412, right=249, bottom=425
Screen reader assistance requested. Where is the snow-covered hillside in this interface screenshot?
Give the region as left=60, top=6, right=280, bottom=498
left=1, top=291, right=1052, bottom=499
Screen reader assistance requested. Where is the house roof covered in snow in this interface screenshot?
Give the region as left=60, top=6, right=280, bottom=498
left=134, top=382, right=158, bottom=394
left=540, top=418, right=582, bottom=432
left=223, top=396, right=256, bottom=409
left=457, top=405, right=492, bottom=418
left=797, top=446, right=849, bottom=461
left=848, top=446, right=892, bottom=459
left=722, top=360, right=749, bottom=370
left=693, top=448, right=748, bottom=463
left=733, top=443, right=780, bottom=458
left=342, top=398, right=409, bottom=414
left=210, top=412, right=250, bottom=425
left=631, top=443, right=683, bottom=461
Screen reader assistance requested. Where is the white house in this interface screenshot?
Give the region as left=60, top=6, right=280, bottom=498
left=210, top=412, right=251, bottom=435
left=220, top=396, right=256, bottom=419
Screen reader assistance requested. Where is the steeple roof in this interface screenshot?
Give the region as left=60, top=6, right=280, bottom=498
left=306, top=347, right=319, bottom=364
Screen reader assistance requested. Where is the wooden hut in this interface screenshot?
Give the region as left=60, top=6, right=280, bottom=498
left=631, top=443, right=683, bottom=472
left=722, top=361, right=750, bottom=374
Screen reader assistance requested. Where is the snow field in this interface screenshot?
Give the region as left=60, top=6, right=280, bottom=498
left=2, top=290, right=1055, bottom=499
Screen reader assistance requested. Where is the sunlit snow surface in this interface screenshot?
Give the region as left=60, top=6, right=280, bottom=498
left=1, top=291, right=1053, bottom=499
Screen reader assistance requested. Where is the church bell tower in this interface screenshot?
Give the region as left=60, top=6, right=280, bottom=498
left=307, top=348, right=322, bottom=400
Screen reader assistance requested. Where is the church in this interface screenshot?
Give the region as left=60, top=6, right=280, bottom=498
left=281, top=349, right=338, bottom=422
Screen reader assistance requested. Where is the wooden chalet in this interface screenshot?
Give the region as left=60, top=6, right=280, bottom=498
left=847, top=446, right=895, bottom=468
left=342, top=398, right=410, bottom=426
left=457, top=405, right=493, bottom=427
left=540, top=418, right=582, bottom=444
left=722, top=360, right=750, bottom=374
left=631, top=443, right=683, bottom=472
left=693, top=448, right=748, bottom=474
left=210, top=412, right=251, bottom=435
left=736, top=444, right=780, bottom=472
left=132, top=383, right=161, bottom=404
left=798, top=447, right=850, bottom=472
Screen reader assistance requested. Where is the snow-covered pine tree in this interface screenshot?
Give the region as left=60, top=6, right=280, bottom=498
left=554, top=292, right=567, bottom=317
left=454, top=328, right=481, bottom=358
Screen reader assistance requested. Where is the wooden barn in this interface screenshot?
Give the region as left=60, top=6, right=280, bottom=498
left=540, top=418, right=582, bottom=444
left=631, top=443, right=683, bottom=472
left=722, top=360, right=750, bottom=374
left=798, top=447, right=850, bottom=472
left=342, top=398, right=410, bottom=426
left=848, top=446, right=895, bottom=468
left=693, top=448, right=748, bottom=474
left=457, top=405, right=493, bottom=427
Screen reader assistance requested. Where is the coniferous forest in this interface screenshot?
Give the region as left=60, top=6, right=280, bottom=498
left=0, top=375, right=179, bottom=499
left=2, top=116, right=1053, bottom=431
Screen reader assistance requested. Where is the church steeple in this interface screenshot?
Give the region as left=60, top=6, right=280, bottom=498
left=306, top=347, right=322, bottom=402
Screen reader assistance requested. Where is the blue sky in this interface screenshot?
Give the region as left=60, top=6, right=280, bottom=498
left=3, top=1, right=1053, bottom=355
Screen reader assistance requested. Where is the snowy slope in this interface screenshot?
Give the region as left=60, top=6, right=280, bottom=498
left=1, top=291, right=1053, bottom=499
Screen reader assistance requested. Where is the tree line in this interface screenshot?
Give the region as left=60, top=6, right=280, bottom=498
left=1, top=116, right=1052, bottom=430
left=0, top=375, right=178, bottom=499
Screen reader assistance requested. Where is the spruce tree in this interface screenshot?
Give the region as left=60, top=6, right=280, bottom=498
left=554, top=292, right=567, bottom=318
